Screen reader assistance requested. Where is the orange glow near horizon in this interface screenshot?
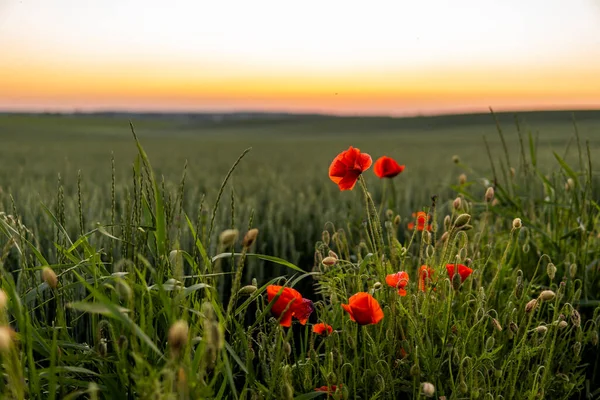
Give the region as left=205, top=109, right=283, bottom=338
left=2, top=0, right=600, bottom=116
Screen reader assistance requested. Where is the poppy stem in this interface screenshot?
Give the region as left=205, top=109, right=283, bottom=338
left=358, top=176, right=384, bottom=258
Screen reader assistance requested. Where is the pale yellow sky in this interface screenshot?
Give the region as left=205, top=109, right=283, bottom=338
left=1, top=0, right=600, bottom=115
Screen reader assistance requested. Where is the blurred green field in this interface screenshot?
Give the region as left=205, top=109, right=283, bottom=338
left=1, top=111, right=599, bottom=271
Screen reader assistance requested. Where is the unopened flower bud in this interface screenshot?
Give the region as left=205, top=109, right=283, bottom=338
left=42, top=267, right=58, bottom=289
left=571, top=310, right=581, bottom=328
left=485, top=187, right=494, bottom=202
left=546, top=263, right=556, bottom=280
left=558, top=321, right=568, bottom=329
left=322, top=256, right=337, bottom=267
left=393, top=215, right=401, bottom=227
left=423, top=230, right=431, bottom=245
left=509, top=322, right=519, bottom=334
left=453, top=214, right=471, bottom=229
left=452, top=155, right=460, bottom=164
left=410, top=364, right=420, bottom=376
left=569, top=263, right=577, bottom=279
left=440, top=231, right=449, bottom=243
left=238, top=285, right=258, bottom=296
left=0, top=290, right=7, bottom=310
left=453, top=197, right=462, bottom=210
left=536, top=325, right=548, bottom=335
left=422, top=382, right=435, bottom=398
left=485, top=336, right=495, bottom=350
left=573, top=342, right=581, bottom=357
left=525, top=299, right=538, bottom=313
left=328, top=250, right=338, bottom=259
left=512, top=218, right=522, bottom=229
left=539, top=290, right=556, bottom=302
left=386, top=209, right=394, bottom=220
left=492, top=318, right=502, bottom=332
left=168, top=320, right=189, bottom=354
left=591, top=331, right=599, bottom=346
left=565, top=178, right=575, bottom=191
left=0, top=326, right=14, bottom=353
left=491, top=198, right=499, bottom=207
left=322, top=230, right=330, bottom=246
left=283, top=341, right=291, bottom=356
left=219, top=229, right=239, bottom=247
left=243, top=228, right=259, bottom=247
left=459, top=174, right=467, bottom=185
left=373, top=281, right=382, bottom=290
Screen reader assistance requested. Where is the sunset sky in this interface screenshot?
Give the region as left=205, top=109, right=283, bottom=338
left=1, top=0, right=600, bottom=116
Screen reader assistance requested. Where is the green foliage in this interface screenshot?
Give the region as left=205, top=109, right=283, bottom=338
left=0, top=112, right=598, bottom=399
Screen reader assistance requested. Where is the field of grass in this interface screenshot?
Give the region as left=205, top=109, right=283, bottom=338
left=0, top=111, right=599, bottom=399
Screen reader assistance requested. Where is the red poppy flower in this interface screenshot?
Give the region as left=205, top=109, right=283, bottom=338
left=385, top=271, right=410, bottom=296
left=329, top=146, right=373, bottom=191
left=408, top=211, right=432, bottom=231
left=341, top=292, right=384, bottom=325
left=312, top=322, right=334, bottom=336
left=374, top=156, right=405, bottom=178
left=446, top=264, right=473, bottom=282
left=315, top=384, right=341, bottom=393
left=418, top=265, right=435, bottom=292
left=267, top=285, right=314, bottom=327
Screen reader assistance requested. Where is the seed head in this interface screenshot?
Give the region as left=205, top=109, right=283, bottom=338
left=539, top=290, right=556, bottom=302
left=512, top=218, right=522, bottom=229
left=168, top=320, right=189, bottom=354
left=525, top=299, right=538, bottom=313
left=421, top=382, right=435, bottom=398
left=459, top=174, right=467, bottom=185
left=453, top=197, right=462, bottom=210
left=0, top=290, right=7, bottom=310
left=243, top=228, right=259, bottom=247
left=219, top=229, right=239, bottom=247
left=322, top=256, right=338, bottom=267
left=485, top=187, right=495, bottom=202
left=42, top=267, right=58, bottom=289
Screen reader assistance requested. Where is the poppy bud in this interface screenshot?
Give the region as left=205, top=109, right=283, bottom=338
left=440, top=231, right=449, bottom=243
left=219, top=229, right=239, bottom=247
left=453, top=214, right=471, bottom=229
left=283, top=382, right=294, bottom=400
left=485, top=187, right=494, bottom=202
left=322, top=256, right=337, bottom=267
left=459, top=174, right=467, bottom=185
left=42, top=267, right=58, bottom=289
left=558, top=321, right=568, bottom=329
left=98, top=338, right=107, bottom=357
left=546, top=263, right=556, bottom=280
left=515, top=282, right=523, bottom=300
left=591, top=331, right=598, bottom=346
left=512, top=218, right=522, bottom=229
left=423, top=230, right=431, bottom=245
left=452, top=273, right=462, bottom=291
left=0, top=289, right=7, bottom=310
left=410, top=364, right=420, bottom=376
left=0, top=326, right=14, bottom=353
left=485, top=336, right=495, bottom=351
left=509, top=321, right=519, bottom=334
left=238, top=285, right=258, bottom=296
left=565, top=178, right=575, bottom=191
left=421, top=382, right=435, bottom=398
left=459, top=380, right=468, bottom=394
left=525, top=299, right=538, bottom=313
left=393, top=215, right=401, bottom=227
left=535, top=325, right=548, bottom=335
left=328, top=250, right=338, bottom=259
left=573, top=342, right=581, bottom=357
left=283, top=341, right=291, bottom=356
left=539, top=290, right=555, bottom=302
left=452, top=155, right=460, bottom=164
left=492, top=318, right=502, bottom=332
left=569, top=263, right=577, bottom=279
left=243, top=228, right=259, bottom=247
left=571, top=310, right=581, bottom=328
left=444, top=215, right=451, bottom=231
left=386, top=209, right=394, bottom=220
left=168, top=320, right=189, bottom=355
left=321, top=230, right=330, bottom=246
left=453, top=197, right=462, bottom=210
left=491, top=198, right=499, bottom=207
left=373, top=281, right=382, bottom=290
